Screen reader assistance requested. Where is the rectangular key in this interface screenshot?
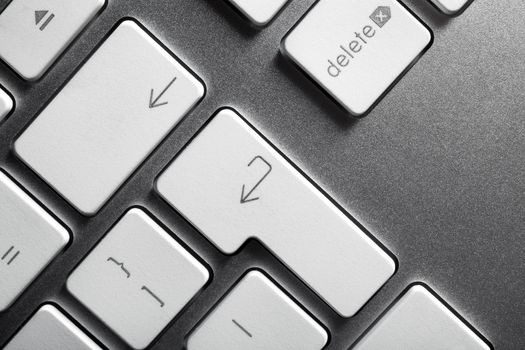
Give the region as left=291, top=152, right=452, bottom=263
left=187, top=271, right=328, bottom=350
left=0, top=85, right=14, bottom=122
left=15, top=20, right=205, bottom=215
left=282, top=0, right=432, bottom=116
left=156, top=108, right=396, bottom=317
left=5, top=304, right=101, bottom=350
left=67, top=208, right=209, bottom=349
left=430, top=0, right=471, bottom=15
left=0, top=170, right=69, bottom=312
left=0, top=0, right=105, bottom=80
left=352, top=284, right=492, bottom=350
left=228, top=0, right=289, bottom=26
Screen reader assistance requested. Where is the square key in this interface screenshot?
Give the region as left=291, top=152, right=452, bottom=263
left=0, top=0, right=105, bottom=80
left=15, top=20, right=205, bottom=215
left=430, top=0, right=472, bottom=15
left=67, top=208, right=209, bottom=349
left=352, top=284, right=492, bottom=350
left=5, top=305, right=101, bottom=350
left=188, top=271, right=328, bottom=350
left=282, top=0, right=432, bottom=116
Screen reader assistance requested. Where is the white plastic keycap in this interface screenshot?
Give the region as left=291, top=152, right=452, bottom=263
left=157, top=108, right=396, bottom=317
left=15, top=20, right=205, bottom=215
left=0, top=170, right=69, bottom=312
left=0, top=0, right=105, bottom=80
left=188, top=271, right=328, bottom=350
left=352, top=284, right=492, bottom=350
left=4, top=304, right=101, bottom=350
left=282, top=0, right=431, bottom=116
left=67, top=208, right=209, bottom=349
left=0, top=85, right=13, bottom=122
left=228, top=0, right=289, bottom=26
left=430, top=0, right=470, bottom=15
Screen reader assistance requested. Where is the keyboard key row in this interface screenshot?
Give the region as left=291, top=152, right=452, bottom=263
left=225, top=0, right=469, bottom=28
left=0, top=0, right=471, bottom=122
left=3, top=285, right=492, bottom=350
left=0, top=169, right=490, bottom=349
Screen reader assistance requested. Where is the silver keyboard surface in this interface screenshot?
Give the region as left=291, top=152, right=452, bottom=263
left=1, top=0, right=524, bottom=349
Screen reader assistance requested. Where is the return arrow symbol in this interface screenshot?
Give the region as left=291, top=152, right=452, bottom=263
left=240, top=156, right=272, bottom=204
left=149, top=77, right=177, bottom=109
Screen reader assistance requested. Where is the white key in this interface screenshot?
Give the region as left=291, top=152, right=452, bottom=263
left=0, top=0, right=105, bottom=80
left=353, top=284, right=492, bottom=350
left=188, top=271, right=328, bottom=350
left=282, top=0, right=432, bottom=116
left=67, top=208, right=209, bottom=349
left=156, top=108, right=395, bottom=317
left=0, top=170, right=69, bottom=312
left=430, top=0, right=471, bottom=15
left=228, top=0, right=289, bottom=26
left=4, top=304, right=102, bottom=350
left=15, top=20, right=205, bottom=215
left=0, top=85, right=14, bottom=122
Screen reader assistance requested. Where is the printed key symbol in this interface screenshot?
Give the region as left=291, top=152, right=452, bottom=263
left=2, top=246, right=20, bottom=265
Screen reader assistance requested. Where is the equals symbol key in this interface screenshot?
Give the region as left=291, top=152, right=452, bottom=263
left=1, top=246, right=20, bottom=265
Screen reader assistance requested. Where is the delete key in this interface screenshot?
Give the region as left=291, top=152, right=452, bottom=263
left=282, top=0, right=432, bottom=117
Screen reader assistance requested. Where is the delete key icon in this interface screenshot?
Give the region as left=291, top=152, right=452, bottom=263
left=370, top=6, right=391, bottom=27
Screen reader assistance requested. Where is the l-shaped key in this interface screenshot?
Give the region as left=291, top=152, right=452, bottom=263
left=156, top=108, right=396, bottom=317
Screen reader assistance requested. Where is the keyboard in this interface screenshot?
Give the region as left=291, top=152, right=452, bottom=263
left=1, top=0, right=523, bottom=349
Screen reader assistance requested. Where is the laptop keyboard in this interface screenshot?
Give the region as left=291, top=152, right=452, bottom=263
left=0, top=0, right=497, bottom=349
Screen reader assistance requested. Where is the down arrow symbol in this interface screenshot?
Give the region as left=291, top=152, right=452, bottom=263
left=149, top=77, right=177, bottom=109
